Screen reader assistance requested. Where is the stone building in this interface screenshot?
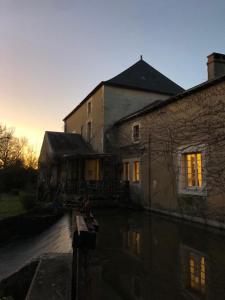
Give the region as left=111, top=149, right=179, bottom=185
left=39, top=52, right=225, bottom=227
left=39, top=57, right=183, bottom=201
left=112, top=53, right=225, bottom=226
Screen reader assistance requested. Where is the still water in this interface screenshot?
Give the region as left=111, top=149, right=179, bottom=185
left=1, top=210, right=225, bottom=299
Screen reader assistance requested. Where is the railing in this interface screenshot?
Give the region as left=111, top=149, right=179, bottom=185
left=64, top=180, right=129, bottom=199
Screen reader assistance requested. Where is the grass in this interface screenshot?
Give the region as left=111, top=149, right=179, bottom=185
left=0, top=194, right=26, bottom=221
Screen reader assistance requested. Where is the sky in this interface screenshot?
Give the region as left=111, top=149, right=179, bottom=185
left=1, top=0, right=225, bottom=155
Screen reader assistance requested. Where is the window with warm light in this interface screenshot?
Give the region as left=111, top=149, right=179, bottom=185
left=123, top=162, right=130, bottom=181
left=185, top=153, right=202, bottom=188
left=133, top=161, right=140, bottom=183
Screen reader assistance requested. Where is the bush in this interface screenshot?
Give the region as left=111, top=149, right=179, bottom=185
left=20, top=193, right=36, bottom=211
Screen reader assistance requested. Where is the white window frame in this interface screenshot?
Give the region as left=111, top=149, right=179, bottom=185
left=178, top=145, right=207, bottom=196
left=132, top=122, right=141, bottom=143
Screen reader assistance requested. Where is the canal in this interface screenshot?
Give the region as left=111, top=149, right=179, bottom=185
left=1, top=209, right=225, bottom=299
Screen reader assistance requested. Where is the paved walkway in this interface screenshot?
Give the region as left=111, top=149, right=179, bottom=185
left=26, top=253, right=72, bottom=300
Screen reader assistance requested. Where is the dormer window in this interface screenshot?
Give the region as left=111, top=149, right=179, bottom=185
left=87, top=100, right=92, bottom=117
left=132, top=123, right=140, bottom=142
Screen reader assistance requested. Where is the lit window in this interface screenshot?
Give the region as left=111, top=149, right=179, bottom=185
left=185, top=153, right=202, bottom=188
left=87, top=101, right=92, bottom=116
left=132, top=124, right=140, bottom=142
left=123, top=162, right=130, bottom=181
left=133, top=161, right=140, bottom=183
left=87, top=121, right=92, bottom=142
left=189, top=253, right=206, bottom=294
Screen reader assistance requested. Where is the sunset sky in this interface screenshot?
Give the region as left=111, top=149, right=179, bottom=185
left=1, top=0, right=225, bottom=155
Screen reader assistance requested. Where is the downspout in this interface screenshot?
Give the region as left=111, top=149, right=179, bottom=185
left=148, top=133, right=151, bottom=210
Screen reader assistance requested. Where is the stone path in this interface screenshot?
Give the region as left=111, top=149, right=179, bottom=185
left=26, top=253, right=72, bottom=300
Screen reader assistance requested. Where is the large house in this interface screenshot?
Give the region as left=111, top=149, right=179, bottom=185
left=39, top=53, right=225, bottom=228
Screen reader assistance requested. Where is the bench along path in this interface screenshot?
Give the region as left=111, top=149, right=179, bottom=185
left=26, top=253, right=72, bottom=300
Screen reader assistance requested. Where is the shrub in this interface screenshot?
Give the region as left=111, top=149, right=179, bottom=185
left=20, top=193, right=36, bottom=211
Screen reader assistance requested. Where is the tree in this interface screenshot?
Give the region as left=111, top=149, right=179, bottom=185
left=0, top=124, right=27, bottom=169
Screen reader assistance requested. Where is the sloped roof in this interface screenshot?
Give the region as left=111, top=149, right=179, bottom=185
left=105, top=59, right=184, bottom=95
left=63, top=59, right=184, bottom=121
left=46, top=131, right=93, bottom=158
left=115, top=74, right=225, bottom=125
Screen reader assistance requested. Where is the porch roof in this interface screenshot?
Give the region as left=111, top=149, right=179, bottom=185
left=62, top=152, right=114, bottom=160
left=46, top=131, right=93, bottom=159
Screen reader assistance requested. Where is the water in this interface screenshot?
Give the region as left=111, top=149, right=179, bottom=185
left=1, top=210, right=225, bottom=299
left=94, top=210, right=225, bottom=300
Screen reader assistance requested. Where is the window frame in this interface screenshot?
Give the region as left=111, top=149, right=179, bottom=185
left=87, top=99, right=92, bottom=117
left=123, top=161, right=130, bottom=181
left=133, top=160, right=140, bottom=183
left=178, top=145, right=206, bottom=196
left=132, top=122, right=141, bottom=143
left=86, top=120, right=92, bottom=142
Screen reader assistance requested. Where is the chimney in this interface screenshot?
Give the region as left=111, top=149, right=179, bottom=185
left=207, top=52, right=225, bottom=80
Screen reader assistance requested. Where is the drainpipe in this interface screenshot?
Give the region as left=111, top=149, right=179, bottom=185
left=148, top=133, right=151, bottom=210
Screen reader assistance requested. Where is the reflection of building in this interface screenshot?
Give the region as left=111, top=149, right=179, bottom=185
left=123, top=227, right=141, bottom=256
left=180, top=244, right=208, bottom=299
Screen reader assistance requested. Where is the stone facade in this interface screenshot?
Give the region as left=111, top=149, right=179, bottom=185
left=112, top=78, right=225, bottom=225
left=64, top=85, right=169, bottom=153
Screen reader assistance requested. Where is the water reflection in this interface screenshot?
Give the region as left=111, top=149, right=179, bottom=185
left=180, top=245, right=207, bottom=299
left=94, top=210, right=225, bottom=300
left=1, top=209, right=225, bottom=299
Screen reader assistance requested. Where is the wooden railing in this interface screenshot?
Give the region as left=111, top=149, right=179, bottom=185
left=65, top=180, right=129, bottom=199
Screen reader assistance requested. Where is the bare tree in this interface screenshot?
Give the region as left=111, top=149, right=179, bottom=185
left=0, top=124, right=27, bottom=168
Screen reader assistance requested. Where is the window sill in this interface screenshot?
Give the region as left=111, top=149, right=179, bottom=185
left=179, top=188, right=207, bottom=196
left=132, top=139, right=140, bottom=144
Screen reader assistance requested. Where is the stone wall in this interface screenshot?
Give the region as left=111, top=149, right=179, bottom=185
left=113, top=79, right=225, bottom=223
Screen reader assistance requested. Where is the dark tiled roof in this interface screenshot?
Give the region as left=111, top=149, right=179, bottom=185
left=63, top=59, right=184, bottom=121
left=115, top=74, right=225, bottom=125
left=105, top=59, right=184, bottom=95
left=46, top=131, right=93, bottom=158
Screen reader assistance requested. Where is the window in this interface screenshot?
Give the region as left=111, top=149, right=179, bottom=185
left=87, top=121, right=92, bottom=142
left=85, top=159, right=100, bottom=181
left=133, top=161, right=140, bottom=183
left=179, top=146, right=206, bottom=195
left=184, top=153, right=202, bottom=188
left=87, top=101, right=92, bottom=116
left=123, top=162, right=130, bottom=181
left=132, top=124, right=140, bottom=142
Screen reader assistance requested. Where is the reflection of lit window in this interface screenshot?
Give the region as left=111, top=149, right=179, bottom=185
left=182, top=153, right=202, bottom=188
left=133, top=161, right=140, bottom=183
left=127, top=231, right=141, bottom=255
left=123, top=162, right=130, bottom=181
left=189, top=253, right=206, bottom=294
